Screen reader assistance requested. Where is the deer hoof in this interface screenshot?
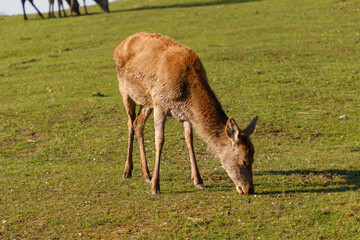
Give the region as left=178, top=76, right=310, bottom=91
left=151, top=189, right=160, bottom=195
left=123, top=173, right=132, bottom=178
left=195, top=184, right=205, bottom=189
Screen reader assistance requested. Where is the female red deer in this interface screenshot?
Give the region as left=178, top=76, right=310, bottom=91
left=114, top=32, right=258, bottom=195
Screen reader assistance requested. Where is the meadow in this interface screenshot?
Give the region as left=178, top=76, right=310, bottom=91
left=0, top=0, right=359, bottom=238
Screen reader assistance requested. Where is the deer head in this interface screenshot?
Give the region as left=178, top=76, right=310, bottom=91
left=222, top=116, right=258, bottom=194
left=94, top=0, right=109, bottom=12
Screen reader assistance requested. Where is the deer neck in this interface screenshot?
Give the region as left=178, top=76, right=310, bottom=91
left=189, top=85, right=230, bottom=157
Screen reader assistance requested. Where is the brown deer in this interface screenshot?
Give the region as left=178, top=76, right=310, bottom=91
left=49, top=0, right=67, bottom=18
left=114, top=32, right=258, bottom=195
left=21, top=0, right=45, bottom=20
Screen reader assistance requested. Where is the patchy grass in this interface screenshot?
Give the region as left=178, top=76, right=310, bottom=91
left=0, top=0, right=359, bottom=238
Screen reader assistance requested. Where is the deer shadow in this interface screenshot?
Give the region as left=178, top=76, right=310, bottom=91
left=255, top=169, right=360, bottom=195
left=111, top=0, right=261, bottom=13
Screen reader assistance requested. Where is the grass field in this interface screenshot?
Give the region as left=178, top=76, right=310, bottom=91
left=1, top=0, right=359, bottom=238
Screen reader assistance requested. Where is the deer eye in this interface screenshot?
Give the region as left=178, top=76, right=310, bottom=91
left=243, top=150, right=253, bottom=165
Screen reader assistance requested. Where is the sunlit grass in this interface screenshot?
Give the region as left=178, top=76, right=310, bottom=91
left=0, top=0, right=359, bottom=238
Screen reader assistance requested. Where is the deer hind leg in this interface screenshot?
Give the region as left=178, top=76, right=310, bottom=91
left=122, top=94, right=136, bottom=178
left=184, top=121, right=205, bottom=189
left=83, top=0, right=89, bottom=15
left=59, top=0, right=67, bottom=17
left=151, top=107, right=166, bottom=194
left=70, top=0, right=74, bottom=16
left=29, top=0, right=45, bottom=19
left=134, top=106, right=153, bottom=182
left=48, top=1, right=52, bottom=18
left=57, top=0, right=62, bottom=17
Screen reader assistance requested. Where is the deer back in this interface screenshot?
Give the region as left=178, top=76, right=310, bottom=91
left=114, top=33, right=212, bottom=115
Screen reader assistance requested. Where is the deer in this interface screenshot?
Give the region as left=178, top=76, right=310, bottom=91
left=49, top=0, right=67, bottom=18
left=114, top=32, right=258, bottom=195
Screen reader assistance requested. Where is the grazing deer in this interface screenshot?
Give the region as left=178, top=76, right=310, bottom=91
left=21, top=0, right=45, bottom=20
left=114, top=32, right=258, bottom=195
left=49, top=0, right=67, bottom=18
left=93, top=0, right=109, bottom=13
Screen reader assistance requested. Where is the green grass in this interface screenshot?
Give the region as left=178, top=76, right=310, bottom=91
left=1, top=0, right=359, bottom=238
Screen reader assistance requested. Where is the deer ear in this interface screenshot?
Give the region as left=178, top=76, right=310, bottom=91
left=225, top=117, right=240, bottom=143
left=243, top=116, right=258, bottom=137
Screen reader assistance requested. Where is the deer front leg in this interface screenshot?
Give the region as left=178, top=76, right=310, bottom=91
left=60, top=0, right=67, bottom=17
left=151, top=107, right=166, bottom=194
left=22, top=0, right=28, bottom=20
left=184, top=121, right=204, bottom=189
left=134, top=106, right=152, bottom=182
left=48, top=2, right=52, bottom=18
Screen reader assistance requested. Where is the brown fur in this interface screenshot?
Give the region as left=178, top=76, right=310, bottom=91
left=114, top=32, right=258, bottom=194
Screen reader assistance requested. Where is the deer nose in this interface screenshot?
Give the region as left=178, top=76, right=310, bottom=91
left=248, top=188, right=255, bottom=194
